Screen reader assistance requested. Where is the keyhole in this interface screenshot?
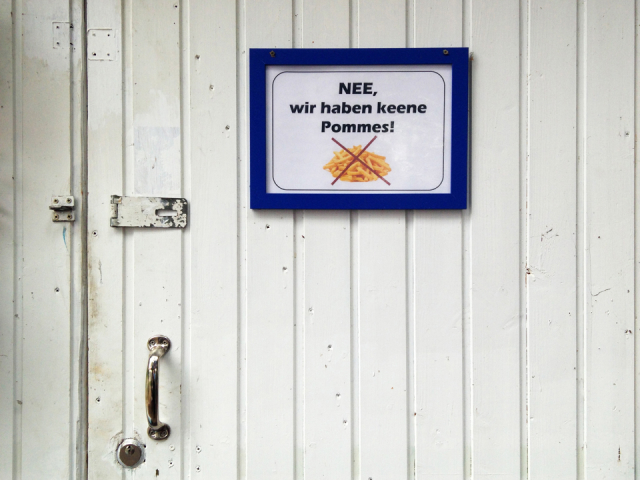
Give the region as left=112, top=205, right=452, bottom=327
left=117, top=439, right=145, bottom=468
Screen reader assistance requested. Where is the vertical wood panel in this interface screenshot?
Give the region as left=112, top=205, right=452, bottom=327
left=413, top=214, right=464, bottom=480
left=584, top=1, right=636, bottom=478
left=470, top=0, right=521, bottom=477
left=301, top=1, right=352, bottom=479
left=188, top=0, right=238, bottom=477
left=20, top=1, right=78, bottom=477
left=2, top=1, right=85, bottom=477
left=245, top=1, right=295, bottom=478
left=87, top=0, right=124, bottom=477
left=130, top=1, right=183, bottom=477
left=357, top=3, right=408, bottom=479
left=634, top=0, right=640, bottom=472
left=303, top=210, right=352, bottom=479
left=413, top=2, right=464, bottom=479
left=0, top=0, right=15, bottom=474
left=68, top=1, right=86, bottom=476
left=527, top=1, right=577, bottom=478
left=237, top=0, right=249, bottom=476
left=358, top=212, right=408, bottom=480
left=415, top=1, right=463, bottom=49
left=635, top=0, right=640, bottom=472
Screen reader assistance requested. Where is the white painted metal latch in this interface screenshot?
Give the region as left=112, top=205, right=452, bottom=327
left=110, top=195, right=188, bottom=228
left=49, top=196, right=75, bottom=222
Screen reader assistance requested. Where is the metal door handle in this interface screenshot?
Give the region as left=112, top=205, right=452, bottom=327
left=146, top=335, right=171, bottom=440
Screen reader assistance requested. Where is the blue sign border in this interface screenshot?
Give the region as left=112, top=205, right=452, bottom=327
left=250, top=48, right=469, bottom=210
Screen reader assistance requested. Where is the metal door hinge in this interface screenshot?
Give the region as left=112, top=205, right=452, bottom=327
left=110, top=195, right=188, bottom=228
left=50, top=196, right=75, bottom=222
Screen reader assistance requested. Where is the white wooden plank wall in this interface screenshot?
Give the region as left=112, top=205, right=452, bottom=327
left=636, top=0, right=640, bottom=473
left=471, top=0, right=522, bottom=477
left=584, top=1, right=636, bottom=478
left=235, top=1, right=638, bottom=478
left=187, top=0, right=238, bottom=478
left=527, top=2, right=577, bottom=479
left=0, top=0, right=16, bottom=475
left=79, top=1, right=639, bottom=480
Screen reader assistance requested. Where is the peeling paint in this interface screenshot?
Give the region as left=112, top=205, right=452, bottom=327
left=110, top=195, right=188, bottom=228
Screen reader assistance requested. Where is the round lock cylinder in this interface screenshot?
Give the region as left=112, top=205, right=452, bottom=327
left=116, top=438, right=145, bottom=468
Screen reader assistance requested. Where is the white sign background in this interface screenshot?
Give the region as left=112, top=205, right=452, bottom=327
left=265, top=64, right=452, bottom=194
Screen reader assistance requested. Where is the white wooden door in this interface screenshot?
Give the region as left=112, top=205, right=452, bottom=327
left=1, top=1, right=86, bottom=478
left=87, top=1, right=638, bottom=479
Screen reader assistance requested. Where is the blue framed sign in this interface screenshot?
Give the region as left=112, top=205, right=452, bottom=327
left=250, top=48, right=469, bottom=209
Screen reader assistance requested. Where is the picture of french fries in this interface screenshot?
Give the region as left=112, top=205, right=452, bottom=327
left=323, top=145, right=391, bottom=182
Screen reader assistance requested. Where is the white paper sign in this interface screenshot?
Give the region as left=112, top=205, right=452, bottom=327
left=265, top=64, right=452, bottom=194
